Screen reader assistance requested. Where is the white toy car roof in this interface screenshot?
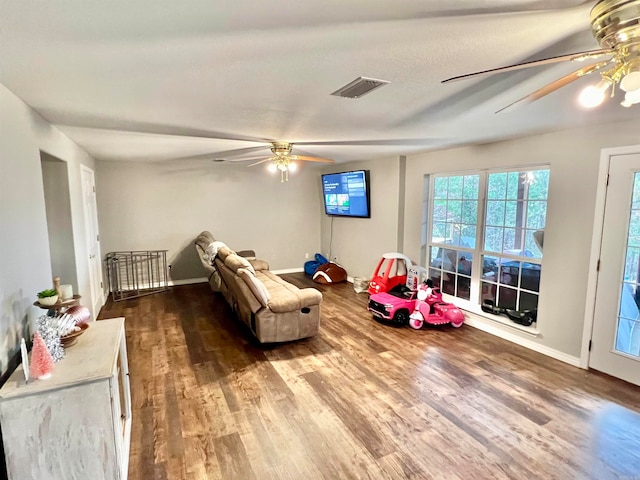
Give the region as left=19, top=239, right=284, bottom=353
left=381, top=252, right=412, bottom=265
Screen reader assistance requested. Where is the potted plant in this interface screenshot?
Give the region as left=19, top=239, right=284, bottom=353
left=37, top=288, right=59, bottom=306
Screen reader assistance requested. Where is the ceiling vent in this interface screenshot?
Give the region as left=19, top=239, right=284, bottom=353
left=331, top=76, right=390, bottom=98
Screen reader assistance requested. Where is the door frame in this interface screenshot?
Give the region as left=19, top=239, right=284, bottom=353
left=80, top=164, right=106, bottom=316
left=581, top=144, right=640, bottom=369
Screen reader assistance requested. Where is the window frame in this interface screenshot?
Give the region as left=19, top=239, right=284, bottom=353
left=422, top=166, right=549, bottom=324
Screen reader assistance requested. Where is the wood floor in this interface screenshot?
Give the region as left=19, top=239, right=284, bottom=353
left=98, top=274, right=640, bottom=480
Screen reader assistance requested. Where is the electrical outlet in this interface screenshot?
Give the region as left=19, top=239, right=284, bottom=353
left=305, top=253, right=309, bottom=259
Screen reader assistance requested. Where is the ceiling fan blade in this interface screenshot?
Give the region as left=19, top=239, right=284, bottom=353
left=247, top=158, right=272, bottom=167
left=496, top=60, right=613, bottom=114
left=294, top=138, right=442, bottom=146
left=442, top=48, right=613, bottom=84
left=211, top=145, right=269, bottom=158
left=294, top=155, right=336, bottom=164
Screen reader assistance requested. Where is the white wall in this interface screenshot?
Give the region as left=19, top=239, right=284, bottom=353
left=320, top=156, right=402, bottom=279
left=0, top=83, right=96, bottom=379
left=403, top=121, right=640, bottom=359
left=95, top=160, right=322, bottom=280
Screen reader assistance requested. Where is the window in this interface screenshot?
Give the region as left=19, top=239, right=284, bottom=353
left=424, top=168, right=549, bottom=322
left=427, top=174, right=479, bottom=301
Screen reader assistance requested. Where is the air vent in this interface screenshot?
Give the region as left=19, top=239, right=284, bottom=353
left=331, top=76, right=390, bottom=99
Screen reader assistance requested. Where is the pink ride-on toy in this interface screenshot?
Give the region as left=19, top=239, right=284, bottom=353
left=409, top=279, right=465, bottom=329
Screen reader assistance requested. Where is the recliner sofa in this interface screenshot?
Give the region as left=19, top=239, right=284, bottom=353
left=194, top=231, right=322, bottom=343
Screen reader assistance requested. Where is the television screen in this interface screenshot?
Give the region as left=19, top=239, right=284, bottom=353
left=321, top=170, right=371, bottom=218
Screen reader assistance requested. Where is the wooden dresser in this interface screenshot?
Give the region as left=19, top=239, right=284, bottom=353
left=0, top=317, right=131, bottom=480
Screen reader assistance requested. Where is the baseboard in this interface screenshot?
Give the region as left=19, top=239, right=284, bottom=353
left=464, top=316, right=581, bottom=368
left=272, top=267, right=304, bottom=275
left=169, top=277, right=208, bottom=286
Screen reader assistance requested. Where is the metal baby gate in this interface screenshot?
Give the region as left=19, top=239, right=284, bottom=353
left=105, top=250, right=169, bottom=301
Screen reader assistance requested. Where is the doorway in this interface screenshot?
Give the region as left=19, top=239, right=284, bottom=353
left=40, top=153, right=78, bottom=295
left=588, top=146, right=640, bottom=386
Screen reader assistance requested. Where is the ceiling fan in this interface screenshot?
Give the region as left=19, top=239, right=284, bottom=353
left=442, top=0, right=640, bottom=112
left=242, top=142, right=335, bottom=182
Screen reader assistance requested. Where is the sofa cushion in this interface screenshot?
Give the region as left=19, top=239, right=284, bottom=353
left=238, top=268, right=270, bottom=307
left=224, top=253, right=256, bottom=275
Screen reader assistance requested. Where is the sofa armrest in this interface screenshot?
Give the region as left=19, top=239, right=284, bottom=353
left=297, top=288, right=322, bottom=308
left=249, top=259, right=270, bottom=271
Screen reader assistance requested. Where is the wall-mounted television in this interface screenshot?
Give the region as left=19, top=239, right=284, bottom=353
left=321, top=170, right=371, bottom=218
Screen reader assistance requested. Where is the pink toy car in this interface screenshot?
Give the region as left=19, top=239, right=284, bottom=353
left=409, top=280, right=465, bottom=329
left=368, top=280, right=465, bottom=329
left=368, top=284, right=417, bottom=326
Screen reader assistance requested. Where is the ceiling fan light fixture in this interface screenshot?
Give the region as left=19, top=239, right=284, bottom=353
left=288, top=162, right=297, bottom=172
left=268, top=163, right=277, bottom=173
left=621, top=70, right=640, bottom=92
left=622, top=87, right=640, bottom=106
left=578, top=78, right=613, bottom=108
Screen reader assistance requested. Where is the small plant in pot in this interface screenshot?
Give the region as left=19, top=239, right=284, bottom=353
left=37, top=288, right=59, bottom=306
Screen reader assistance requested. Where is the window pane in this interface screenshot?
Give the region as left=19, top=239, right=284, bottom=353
left=521, top=262, right=541, bottom=292
left=447, top=200, right=462, bottom=223
left=527, top=201, right=547, bottom=229
left=481, top=281, right=497, bottom=307
left=460, top=225, right=476, bottom=248
left=463, top=175, right=479, bottom=199
left=486, top=200, right=505, bottom=226
left=528, top=170, right=550, bottom=200
left=434, top=176, right=448, bottom=199
left=630, top=209, right=640, bottom=238
left=458, top=252, right=473, bottom=275
left=525, top=230, right=543, bottom=259
left=430, top=268, right=442, bottom=289
left=520, top=291, right=539, bottom=311
left=433, top=200, right=447, bottom=222
left=505, top=201, right=518, bottom=228
left=431, top=222, right=447, bottom=242
left=442, top=249, right=457, bottom=273
left=506, top=171, right=520, bottom=199
left=503, top=227, right=518, bottom=252
left=456, top=275, right=471, bottom=300
left=429, top=246, right=442, bottom=268
left=482, top=255, right=499, bottom=280
left=442, top=274, right=456, bottom=295
left=461, top=200, right=478, bottom=225
left=498, top=286, right=517, bottom=310
left=634, top=174, right=640, bottom=209
left=500, top=261, right=520, bottom=287
left=485, top=227, right=503, bottom=253
left=624, top=246, right=640, bottom=283
left=488, top=173, right=508, bottom=200
left=448, top=176, right=463, bottom=199
left=450, top=223, right=461, bottom=246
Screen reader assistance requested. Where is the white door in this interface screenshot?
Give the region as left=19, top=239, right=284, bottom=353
left=590, top=152, right=640, bottom=386
left=81, top=166, right=104, bottom=317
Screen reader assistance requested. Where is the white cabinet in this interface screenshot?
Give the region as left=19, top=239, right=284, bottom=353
left=0, top=317, right=131, bottom=480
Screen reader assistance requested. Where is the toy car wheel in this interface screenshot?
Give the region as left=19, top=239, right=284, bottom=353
left=392, top=309, right=410, bottom=326
left=450, top=320, right=464, bottom=328
left=409, top=317, right=423, bottom=329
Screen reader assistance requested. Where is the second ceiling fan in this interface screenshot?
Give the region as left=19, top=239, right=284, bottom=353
left=442, top=0, right=640, bottom=112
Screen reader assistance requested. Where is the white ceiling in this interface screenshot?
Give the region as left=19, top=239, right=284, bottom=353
left=2, top=0, right=639, bottom=166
